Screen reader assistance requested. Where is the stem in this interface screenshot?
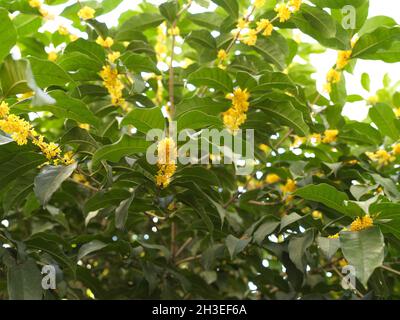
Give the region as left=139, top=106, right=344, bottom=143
left=168, top=21, right=177, bottom=118
left=381, top=264, right=400, bottom=277
left=331, top=265, right=363, bottom=299
left=175, top=237, right=193, bottom=258
left=175, top=254, right=201, bottom=266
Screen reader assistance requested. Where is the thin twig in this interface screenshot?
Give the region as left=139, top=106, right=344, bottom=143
left=175, top=237, right=193, bottom=258
left=381, top=264, right=400, bottom=277
left=331, top=265, right=363, bottom=299
left=175, top=254, right=201, bottom=266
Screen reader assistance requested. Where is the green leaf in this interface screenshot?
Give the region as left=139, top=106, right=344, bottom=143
left=253, top=33, right=288, bottom=70
left=0, top=152, right=44, bottom=191
left=340, top=227, right=385, bottom=287
left=92, top=135, right=150, bottom=167
left=253, top=220, right=280, bottom=245
left=33, top=163, right=77, bottom=206
left=77, top=240, right=108, bottom=261
left=0, top=8, right=17, bottom=64
left=368, top=103, right=400, bottom=140
left=288, top=230, right=314, bottom=272
left=257, top=101, right=309, bottom=136
left=115, top=193, right=134, bottom=229
left=177, top=110, right=221, bottom=131
left=352, top=26, right=400, bottom=59
left=280, top=212, right=303, bottom=231
left=33, top=90, right=99, bottom=127
left=310, top=0, right=367, bottom=8
left=188, top=67, right=233, bottom=92
left=211, top=0, right=238, bottom=18
left=175, top=97, right=229, bottom=118
left=361, top=73, right=370, bottom=91
left=7, top=259, right=43, bottom=300
left=188, top=12, right=223, bottom=30
left=64, top=39, right=105, bottom=65
left=317, top=236, right=341, bottom=259
left=121, top=52, right=160, bottom=74
left=225, top=235, right=251, bottom=259
left=117, top=13, right=164, bottom=37
left=159, top=0, right=178, bottom=22
left=294, top=183, right=352, bottom=216
left=301, top=4, right=336, bottom=39
left=29, top=57, right=75, bottom=88
left=121, top=107, right=165, bottom=134
left=84, top=189, right=131, bottom=213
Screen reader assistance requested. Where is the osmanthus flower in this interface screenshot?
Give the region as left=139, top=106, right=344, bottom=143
left=254, top=0, right=266, bottom=9
left=309, top=133, right=322, bottom=145
left=265, top=173, right=280, bottom=184
left=275, top=3, right=291, bottom=23
left=0, top=114, right=32, bottom=146
left=392, top=143, right=400, bottom=156
left=0, top=101, right=9, bottom=118
left=99, top=65, right=125, bottom=106
left=168, top=26, right=180, bottom=36
left=108, top=51, right=120, bottom=63
left=280, top=178, right=297, bottom=194
left=312, top=210, right=323, bottom=220
left=366, top=95, right=378, bottom=105
left=366, top=149, right=396, bottom=166
left=78, top=6, right=95, bottom=20
left=322, top=129, right=339, bottom=144
left=58, top=25, right=69, bottom=36
left=39, top=7, right=54, bottom=20
left=96, top=36, right=114, bottom=48
left=336, top=50, right=352, bottom=70
left=29, top=0, right=41, bottom=8
left=240, top=29, right=258, bottom=46
left=350, top=215, right=374, bottom=232
left=155, top=137, right=177, bottom=188
left=289, top=0, right=302, bottom=12
left=223, top=88, right=251, bottom=134
left=326, top=69, right=341, bottom=84
left=47, top=51, right=58, bottom=62
left=256, top=19, right=273, bottom=37
left=217, top=49, right=228, bottom=61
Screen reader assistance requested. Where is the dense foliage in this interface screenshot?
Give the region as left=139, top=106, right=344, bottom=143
left=1, top=0, right=400, bottom=300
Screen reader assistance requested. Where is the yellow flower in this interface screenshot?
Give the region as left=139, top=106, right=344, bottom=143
left=218, top=49, right=227, bottom=61
left=394, top=108, right=400, bottom=118
left=47, top=51, right=58, bottom=62
left=79, top=123, right=90, bottom=131
left=254, top=0, right=265, bottom=9
left=108, top=51, right=120, bottom=63
left=338, top=258, right=348, bottom=268
left=366, top=149, right=396, bottom=166
left=78, top=6, right=95, bottom=20
left=367, top=95, right=378, bottom=105
left=69, top=34, right=79, bottom=42
left=223, top=88, right=250, bottom=133
left=291, top=135, right=306, bottom=148
left=60, top=151, right=75, bottom=165
left=96, top=36, right=114, bottom=48
left=99, top=65, right=125, bottom=106
left=241, top=29, right=258, bottom=46
left=0, top=101, right=10, bottom=118
left=326, top=68, right=341, bottom=84
left=289, top=0, right=302, bottom=12
left=258, top=143, right=270, bottom=152
left=29, top=0, right=41, bottom=8
left=256, top=19, right=273, bottom=37
left=350, top=215, right=373, bottom=232
left=309, top=133, right=321, bottom=144
left=237, top=18, right=248, bottom=30
left=281, top=179, right=296, bottom=194
left=39, top=7, right=54, bottom=19
left=0, top=114, right=32, bottom=145
left=58, top=25, right=69, bottom=36
left=336, top=50, right=352, bottom=70
left=392, top=144, right=400, bottom=155
left=73, top=173, right=90, bottom=186
left=322, top=129, right=339, bottom=144
left=156, top=137, right=177, bottom=188
left=323, top=82, right=332, bottom=93
left=265, top=173, right=280, bottom=184
left=168, top=26, right=180, bottom=36
left=328, top=233, right=339, bottom=239
left=275, top=3, right=291, bottom=23
left=312, top=210, right=322, bottom=220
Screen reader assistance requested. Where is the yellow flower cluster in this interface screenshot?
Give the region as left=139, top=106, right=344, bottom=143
left=265, top=173, right=280, bottom=184
left=29, top=0, right=54, bottom=19
left=280, top=178, right=296, bottom=194
left=99, top=65, right=125, bottom=106
left=222, top=88, right=250, bottom=134
left=96, top=36, right=114, bottom=48
left=350, top=215, right=373, bottom=232
left=366, top=149, right=396, bottom=166
left=312, top=210, right=323, bottom=220
left=0, top=102, right=73, bottom=165
left=322, top=129, right=339, bottom=144
left=48, top=51, right=58, bottom=62
left=107, top=51, right=121, bottom=63
left=78, top=6, right=95, bottom=20
left=324, top=37, right=356, bottom=93
left=155, top=137, right=177, bottom=188
left=155, top=22, right=168, bottom=60
left=275, top=3, right=291, bottom=22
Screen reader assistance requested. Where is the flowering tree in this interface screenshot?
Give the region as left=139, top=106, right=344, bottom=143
left=1, top=0, right=400, bottom=300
